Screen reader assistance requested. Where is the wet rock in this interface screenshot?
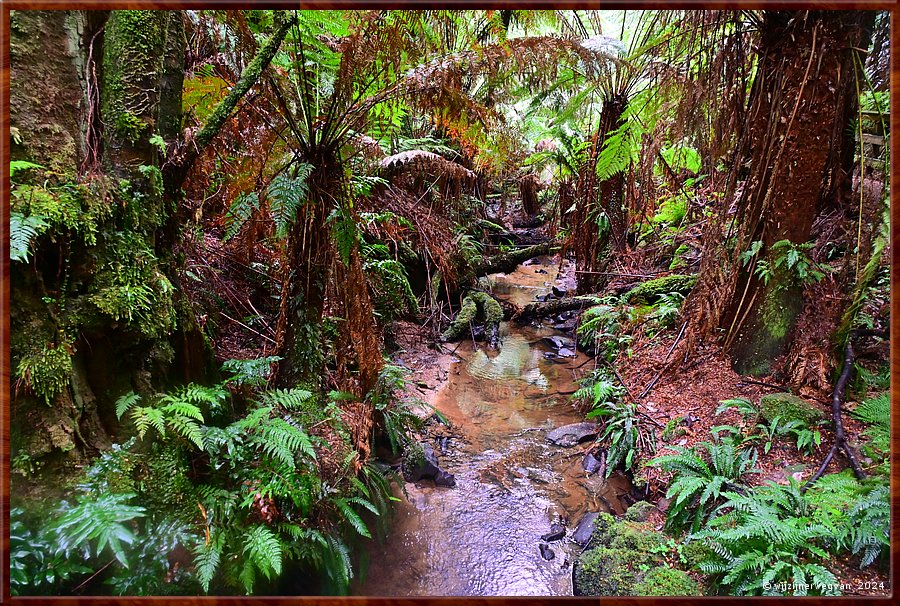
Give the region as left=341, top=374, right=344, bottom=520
left=552, top=286, right=567, bottom=298
left=557, top=347, right=576, bottom=358
left=546, top=422, right=600, bottom=447
left=573, top=512, right=599, bottom=545
left=402, top=442, right=455, bottom=487
left=582, top=451, right=603, bottom=475
left=542, top=335, right=575, bottom=350
left=539, top=543, right=555, bottom=560
left=541, top=523, right=566, bottom=542
left=434, top=469, right=456, bottom=487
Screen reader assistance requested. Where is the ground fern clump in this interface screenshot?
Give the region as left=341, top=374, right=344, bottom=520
left=11, top=356, right=416, bottom=596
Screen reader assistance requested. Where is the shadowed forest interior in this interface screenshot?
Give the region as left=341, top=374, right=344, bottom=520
left=7, top=8, right=891, bottom=597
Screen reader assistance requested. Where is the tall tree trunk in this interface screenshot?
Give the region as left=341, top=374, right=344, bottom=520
left=573, top=93, right=627, bottom=294
left=717, top=11, right=874, bottom=376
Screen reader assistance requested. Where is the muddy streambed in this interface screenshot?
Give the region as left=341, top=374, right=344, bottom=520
left=355, top=257, right=631, bottom=597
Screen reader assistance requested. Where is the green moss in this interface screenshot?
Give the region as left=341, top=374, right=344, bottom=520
left=16, top=338, right=73, bottom=404
left=669, top=244, right=691, bottom=271
left=623, top=274, right=697, bottom=304
left=632, top=567, right=701, bottom=596
left=679, top=540, right=715, bottom=570
left=651, top=194, right=688, bottom=226
left=441, top=291, right=503, bottom=342
left=759, top=393, right=825, bottom=425
left=402, top=442, right=427, bottom=475
left=624, top=501, right=656, bottom=522
left=575, top=547, right=636, bottom=596
left=661, top=416, right=686, bottom=442
left=102, top=11, right=169, bottom=143
left=576, top=513, right=688, bottom=596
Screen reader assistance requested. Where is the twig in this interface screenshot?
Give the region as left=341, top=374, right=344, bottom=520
left=609, top=365, right=663, bottom=428
left=72, top=558, right=116, bottom=593
left=637, top=320, right=688, bottom=400
left=737, top=378, right=787, bottom=391
left=218, top=311, right=277, bottom=344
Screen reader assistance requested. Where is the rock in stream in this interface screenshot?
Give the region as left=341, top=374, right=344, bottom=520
left=546, top=422, right=600, bottom=447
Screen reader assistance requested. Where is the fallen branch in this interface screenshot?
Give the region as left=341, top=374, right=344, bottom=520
left=514, top=295, right=598, bottom=325
left=475, top=242, right=555, bottom=276
left=637, top=321, right=688, bottom=399
left=801, top=329, right=884, bottom=491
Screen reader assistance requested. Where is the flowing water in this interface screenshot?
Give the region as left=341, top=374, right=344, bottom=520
left=355, top=257, right=631, bottom=597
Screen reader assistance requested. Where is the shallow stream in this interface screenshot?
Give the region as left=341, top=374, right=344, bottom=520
left=355, top=257, right=631, bottom=597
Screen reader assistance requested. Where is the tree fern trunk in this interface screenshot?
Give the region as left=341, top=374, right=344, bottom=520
left=721, top=11, right=874, bottom=376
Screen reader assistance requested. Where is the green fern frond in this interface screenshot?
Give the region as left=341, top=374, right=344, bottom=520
left=333, top=498, right=372, bottom=538
left=223, top=192, right=260, bottom=241
left=268, top=165, right=313, bottom=239
left=10, top=211, right=48, bottom=263
left=194, top=530, right=225, bottom=593
left=242, top=525, right=283, bottom=581
left=115, top=391, right=141, bottom=420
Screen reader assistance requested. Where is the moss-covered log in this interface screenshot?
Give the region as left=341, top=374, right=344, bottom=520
left=475, top=242, right=555, bottom=276
left=441, top=291, right=504, bottom=347
left=622, top=274, right=697, bottom=304
left=514, top=296, right=599, bottom=325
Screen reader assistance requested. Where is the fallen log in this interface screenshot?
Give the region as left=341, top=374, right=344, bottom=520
left=513, top=295, right=598, bottom=325
left=475, top=242, right=555, bottom=276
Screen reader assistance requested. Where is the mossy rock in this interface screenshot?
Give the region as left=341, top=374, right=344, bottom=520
left=624, top=500, right=657, bottom=522
left=759, top=393, right=825, bottom=425
left=623, top=274, right=697, bottom=304
left=632, top=567, right=702, bottom=596
left=575, top=546, right=637, bottom=596
left=576, top=512, right=680, bottom=596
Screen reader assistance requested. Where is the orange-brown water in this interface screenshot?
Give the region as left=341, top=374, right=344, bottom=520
left=355, top=258, right=630, bottom=596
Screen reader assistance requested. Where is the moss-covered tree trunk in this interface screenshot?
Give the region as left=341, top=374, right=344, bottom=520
left=720, top=11, right=873, bottom=376
left=9, top=10, right=192, bottom=470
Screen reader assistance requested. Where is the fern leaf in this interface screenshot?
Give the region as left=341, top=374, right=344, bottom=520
left=242, top=525, right=283, bottom=580
left=268, top=165, right=313, bottom=239
left=10, top=211, right=47, bottom=263
left=333, top=498, right=371, bottom=538
left=223, top=192, right=261, bottom=241
left=194, top=530, right=225, bottom=593
left=115, top=391, right=141, bottom=420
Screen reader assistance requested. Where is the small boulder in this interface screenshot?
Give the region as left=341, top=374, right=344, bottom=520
left=402, top=442, right=455, bottom=487
left=552, top=285, right=568, bottom=298
left=573, top=511, right=599, bottom=546
left=623, top=501, right=656, bottom=523
left=760, top=392, right=826, bottom=425
left=547, top=422, right=600, bottom=447
left=541, top=523, right=566, bottom=542
left=582, top=451, right=603, bottom=475
left=539, top=543, right=555, bottom=560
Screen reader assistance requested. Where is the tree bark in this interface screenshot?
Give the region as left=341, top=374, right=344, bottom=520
left=719, top=11, right=874, bottom=376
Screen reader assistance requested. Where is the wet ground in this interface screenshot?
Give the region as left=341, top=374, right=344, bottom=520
left=355, top=257, right=631, bottom=597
